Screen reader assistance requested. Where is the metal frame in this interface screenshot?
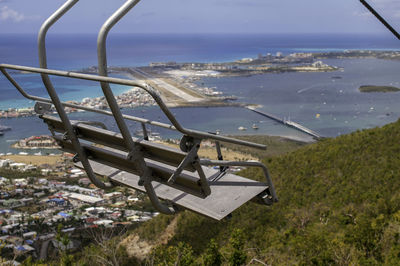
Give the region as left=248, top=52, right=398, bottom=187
left=0, top=63, right=278, bottom=207
left=0, top=0, right=278, bottom=215
left=200, top=159, right=277, bottom=203
left=0, top=64, right=266, bottom=150
left=37, top=0, right=113, bottom=190
left=96, top=0, right=175, bottom=214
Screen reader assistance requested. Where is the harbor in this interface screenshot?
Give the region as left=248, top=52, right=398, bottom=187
left=246, top=106, right=322, bottom=140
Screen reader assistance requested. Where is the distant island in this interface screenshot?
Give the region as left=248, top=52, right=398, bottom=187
left=12, top=135, right=60, bottom=149
left=359, top=85, right=400, bottom=93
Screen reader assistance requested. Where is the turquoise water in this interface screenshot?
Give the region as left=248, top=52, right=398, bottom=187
left=0, top=33, right=399, bottom=153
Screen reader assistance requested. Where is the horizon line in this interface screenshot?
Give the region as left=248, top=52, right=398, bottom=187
left=0, top=32, right=394, bottom=36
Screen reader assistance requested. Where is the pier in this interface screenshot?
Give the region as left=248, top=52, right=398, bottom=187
left=246, top=106, right=322, bottom=140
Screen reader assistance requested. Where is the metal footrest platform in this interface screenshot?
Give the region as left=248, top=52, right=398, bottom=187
left=79, top=161, right=269, bottom=220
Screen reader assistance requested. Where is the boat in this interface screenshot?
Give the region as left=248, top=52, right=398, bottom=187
left=252, top=124, right=259, bottom=130
left=0, top=125, right=11, bottom=131
left=135, top=130, right=161, bottom=140
left=238, top=126, right=247, bottom=131
left=0, top=125, right=11, bottom=136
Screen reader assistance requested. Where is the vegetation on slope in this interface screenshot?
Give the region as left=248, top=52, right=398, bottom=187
left=359, top=85, right=400, bottom=93
left=127, top=119, right=400, bottom=265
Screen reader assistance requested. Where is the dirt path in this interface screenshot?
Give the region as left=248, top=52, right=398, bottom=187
left=120, top=216, right=178, bottom=260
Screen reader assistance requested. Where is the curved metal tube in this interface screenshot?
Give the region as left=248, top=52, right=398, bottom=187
left=199, top=159, right=278, bottom=202
left=144, top=183, right=175, bottom=214
left=0, top=63, right=267, bottom=149
left=97, top=0, right=141, bottom=151
left=37, top=0, right=112, bottom=189
left=0, top=67, right=176, bottom=131
left=97, top=0, right=175, bottom=213
left=96, top=1, right=265, bottom=150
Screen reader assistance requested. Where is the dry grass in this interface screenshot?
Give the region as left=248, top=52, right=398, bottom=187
left=156, top=141, right=258, bottom=161
left=0, top=154, right=63, bottom=166
left=121, top=216, right=179, bottom=260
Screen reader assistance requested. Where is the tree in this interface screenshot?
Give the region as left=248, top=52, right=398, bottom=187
left=80, top=226, right=130, bottom=266
left=202, top=239, right=222, bottom=266
left=56, top=224, right=74, bottom=266
left=150, top=242, right=194, bottom=266
left=229, top=229, right=247, bottom=266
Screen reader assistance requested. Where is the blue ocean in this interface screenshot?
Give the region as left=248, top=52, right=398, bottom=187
left=0, top=33, right=399, bottom=153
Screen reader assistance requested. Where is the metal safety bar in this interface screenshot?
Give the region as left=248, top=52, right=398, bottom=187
left=95, top=0, right=175, bottom=213
left=37, top=0, right=114, bottom=190
left=200, top=159, right=278, bottom=203
left=0, top=64, right=266, bottom=150
left=0, top=0, right=273, bottom=215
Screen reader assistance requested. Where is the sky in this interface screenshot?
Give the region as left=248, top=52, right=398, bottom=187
left=0, top=0, right=399, bottom=35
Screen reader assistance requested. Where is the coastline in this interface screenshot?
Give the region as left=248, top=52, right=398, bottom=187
left=1, top=49, right=399, bottom=148
left=2, top=49, right=399, bottom=117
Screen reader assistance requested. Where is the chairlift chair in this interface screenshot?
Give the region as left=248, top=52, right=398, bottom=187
left=0, top=0, right=280, bottom=220
left=2, top=0, right=398, bottom=220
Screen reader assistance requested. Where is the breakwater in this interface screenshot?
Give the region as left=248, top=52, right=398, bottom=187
left=246, top=106, right=322, bottom=140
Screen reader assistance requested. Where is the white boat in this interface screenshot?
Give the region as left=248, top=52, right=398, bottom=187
left=252, top=124, right=259, bottom=130
left=0, top=125, right=11, bottom=131
left=238, top=126, right=247, bottom=131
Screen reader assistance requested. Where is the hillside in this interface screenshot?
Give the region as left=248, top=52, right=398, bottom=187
left=117, top=119, right=400, bottom=265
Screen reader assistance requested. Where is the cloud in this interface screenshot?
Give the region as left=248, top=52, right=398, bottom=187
left=0, top=5, right=40, bottom=23
left=0, top=6, right=25, bottom=22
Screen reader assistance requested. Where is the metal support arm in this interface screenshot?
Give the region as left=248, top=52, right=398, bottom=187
left=0, top=64, right=266, bottom=150
left=37, top=0, right=113, bottom=189
left=199, top=159, right=278, bottom=203
left=97, top=0, right=175, bottom=214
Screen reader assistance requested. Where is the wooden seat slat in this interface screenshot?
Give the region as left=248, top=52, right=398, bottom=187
left=42, top=115, right=195, bottom=172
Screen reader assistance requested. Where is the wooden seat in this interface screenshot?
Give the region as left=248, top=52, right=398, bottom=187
left=42, top=115, right=195, bottom=172
left=42, top=115, right=209, bottom=197
left=40, top=114, right=275, bottom=220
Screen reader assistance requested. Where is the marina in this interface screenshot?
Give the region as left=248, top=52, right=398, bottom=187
left=246, top=106, right=322, bottom=140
